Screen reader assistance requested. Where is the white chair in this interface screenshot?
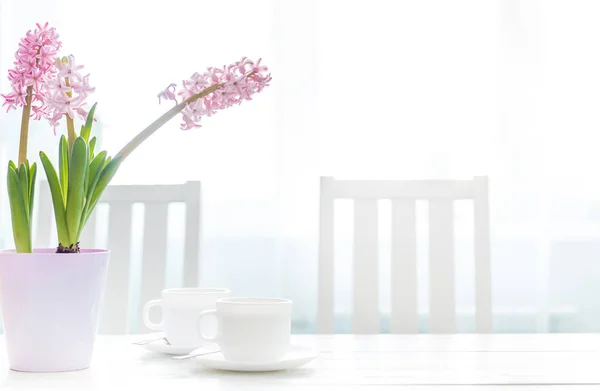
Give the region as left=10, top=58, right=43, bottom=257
left=318, top=176, right=492, bottom=334
left=36, top=181, right=202, bottom=334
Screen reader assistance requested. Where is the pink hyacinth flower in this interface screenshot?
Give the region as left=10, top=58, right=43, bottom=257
left=157, top=83, right=178, bottom=105
left=44, top=55, right=95, bottom=131
left=157, top=57, right=271, bottom=130
left=1, top=22, right=61, bottom=118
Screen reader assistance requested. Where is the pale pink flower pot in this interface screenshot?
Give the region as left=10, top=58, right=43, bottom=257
left=0, top=249, right=109, bottom=372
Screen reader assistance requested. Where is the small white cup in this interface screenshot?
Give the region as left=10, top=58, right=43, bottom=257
left=197, top=297, right=292, bottom=363
left=143, top=288, right=230, bottom=347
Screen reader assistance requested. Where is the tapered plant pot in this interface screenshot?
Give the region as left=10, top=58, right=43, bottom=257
left=0, top=248, right=109, bottom=372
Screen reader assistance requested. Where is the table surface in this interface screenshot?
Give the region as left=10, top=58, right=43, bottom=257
left=1, top=334, right=600, bottom=390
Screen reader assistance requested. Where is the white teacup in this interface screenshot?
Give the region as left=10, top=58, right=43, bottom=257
left=197, top=297, right=292, bottom=363
left=143, top=288, right=230, bottom=347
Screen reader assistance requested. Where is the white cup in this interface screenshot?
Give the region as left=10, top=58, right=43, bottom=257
left=143, top=288, right=230, bottom=347
left=197, top=297, right=292, bottom=363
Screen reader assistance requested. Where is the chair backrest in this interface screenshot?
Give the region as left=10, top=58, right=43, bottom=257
left=36, top=181, right=202, bottom=334
left=318, top=176, right=492, bottom=334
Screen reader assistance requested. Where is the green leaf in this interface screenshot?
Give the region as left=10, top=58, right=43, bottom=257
left=7, top=165, right=31, bottom=253
left=84, top=156, right=121, bottom=226
left=86, top=151, right=107, bottom=203
left=17, top=163, right=29, bottom=222
left=39, top=151, right=70, bottom=246
left=84, top=150, right=91, bottom=197
left=80, top=103, right=97, bottom=142
left=66, top=137, right=88, bottom=245
left=28, top=163, right=37, bottom=225
left=89, top=137, right=97, bottom=160
left=9, top=160, right=17, bottom=172
left=78, top=151, right=106, bottom=238
left=59, top=135, right=69, bottom=206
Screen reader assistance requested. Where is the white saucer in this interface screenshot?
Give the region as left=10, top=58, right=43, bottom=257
left=139, top=338, right=202, bottom=355
left=194, top=345, right=318, bottom=372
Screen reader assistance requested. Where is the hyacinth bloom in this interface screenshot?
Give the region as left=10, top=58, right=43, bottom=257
left=1, top=23, right=61, bottom=165
left=116, top=57, right=271, bottom=161
left=45, top=55, right=95, bottom=140
left=1, top=23, right=61, bottom=112
left=157, top=57, right=271, bottom=130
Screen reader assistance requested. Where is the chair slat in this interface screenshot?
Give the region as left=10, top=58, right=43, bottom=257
left=474, top=176, right=492, bottom=333
left=318, top=177, right=335, bottom=333
left=101, top=201, right=133, bottom=334
left=183, top=182, right=201, bottom=287
left=391, top=199, right=418, bottom=334
left=34, top=183, right=53, bottom=248
left=139, top=203, right=169, bottom=332
left=334, top=180, right=475, bottom=200
left=428, top=199, right=455, bottom=333
left=353, top=198, right=379, bottom=334
left=101, top=184, right=188, bottom=202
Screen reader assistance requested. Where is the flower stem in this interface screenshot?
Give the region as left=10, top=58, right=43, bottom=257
left=18, top=86, right=33, bottom=166
left=65, top=76, right=76, bottom=150
left=115, top=83, right=223, bottom=161
left=66, top=116, right=75, bottom=150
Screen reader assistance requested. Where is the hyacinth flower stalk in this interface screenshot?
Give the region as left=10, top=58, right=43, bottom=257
left=115, top=57, right=271, bottom=161
left=1, top=23, right=61, bottom=252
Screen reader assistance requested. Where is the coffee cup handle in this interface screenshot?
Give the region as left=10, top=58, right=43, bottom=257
left=196, top=309, right=219, bottom=342
left=143, top=299, right=163, bottom=330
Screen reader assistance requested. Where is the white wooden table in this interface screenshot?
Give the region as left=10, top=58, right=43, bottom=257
left=1, top=334, right=600, bottom=390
